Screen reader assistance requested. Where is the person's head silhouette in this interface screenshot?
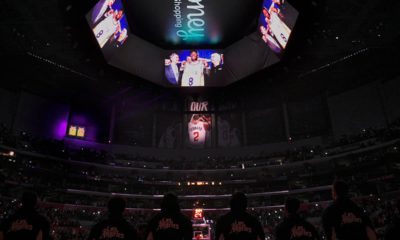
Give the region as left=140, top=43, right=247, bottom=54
left=332, top=180, right=349, bottom=200
left=284, top=198, right=300, bottom=217
left=108, top=197, right=126, bottom=217
left=21, top=192, right=38, bottom=211
left=230, top=192, right=247, bottom=215
left=161, top=193, right=180, bottom=215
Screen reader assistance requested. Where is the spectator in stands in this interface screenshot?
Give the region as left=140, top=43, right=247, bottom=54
left=146, top=193, right=192, bottom=240
left=275, top=198, right=320, bottom=240
left=0, top=170, right=5, bottom=184
left=215, top=192, right=265, bottom=240
left=0, top=192, right=50, bottom=240
left=384, top=200, right=400, bottom=240
left=322, top=181, right=377, bottom=240
left=87, top=197, right=138, bottom=240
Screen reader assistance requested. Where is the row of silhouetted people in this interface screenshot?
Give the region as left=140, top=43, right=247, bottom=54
left=1, top=181, right=399, bottom=240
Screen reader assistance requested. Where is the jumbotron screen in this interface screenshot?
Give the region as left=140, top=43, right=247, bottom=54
left=86, top=0, right=298, bottom=87
left=258, top=0, right=298, bottom=55
left=86, top=0, right=130, bottom=59
left=164, top=50, right=224, bottom=87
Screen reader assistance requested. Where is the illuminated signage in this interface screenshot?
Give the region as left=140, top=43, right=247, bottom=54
left=68, top=125, right=77, bottom=136
left=77, top=127, right=86, bottom=138
left=173, top=0, right=206, bottom=42
left=190, top=101, right=209, bottom=112
left=68, top=125, right=86, bottom=138
left=183, top=181, right=222, bottom=186
left=193, top=208, right=204, bottom=219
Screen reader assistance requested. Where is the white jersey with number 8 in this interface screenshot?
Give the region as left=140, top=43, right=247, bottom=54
left=93, top=14, right=119, bottom=48
left=181, top=61, right=205, bottom=87
left=269, top=12, right=291, bottom=49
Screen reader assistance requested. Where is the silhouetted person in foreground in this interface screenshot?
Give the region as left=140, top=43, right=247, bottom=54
left=88, top=197, right=138, bottom=240
left=275, top=198, right=320, bottom=240
left=215, top=192, right=265, bottom=240
left=384, top=200, right=400, bottom=240
left=0, top=192, right=50, bottom=240
left=322, top=181, right=377, bottom=240
left=146, top=193, right=192, bottom=240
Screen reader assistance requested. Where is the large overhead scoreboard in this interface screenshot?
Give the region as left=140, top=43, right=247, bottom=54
left=86, top=0, right=298, bottom=87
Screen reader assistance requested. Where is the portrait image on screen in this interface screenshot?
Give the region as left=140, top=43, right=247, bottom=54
left=217, top=114, right=242, bottom=148
left=157, top=113, right=182, bottom=149
left=164, top=50, right=224, bottom=87
left=186, top=114, right=212, bottom=148
left=87, top=0, right=129, bottom=52
left=258, top=0, right=298, bottom=56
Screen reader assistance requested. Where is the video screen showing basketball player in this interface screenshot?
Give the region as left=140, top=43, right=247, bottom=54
left=164, top=50, right=224, bottom=87
left=187, top=114, right=212, bottom=148
left=258, top=0, right=298, bottom=55
left=181, top=50, right=209, bottom=87
left=88, top=0, right=129, bottom=50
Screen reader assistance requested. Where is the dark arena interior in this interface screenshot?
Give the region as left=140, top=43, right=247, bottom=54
left=1, top=0, right=400, bottom=239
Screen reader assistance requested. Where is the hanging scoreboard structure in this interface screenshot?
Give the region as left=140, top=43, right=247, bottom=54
left=86, top=0, right=299, bottom=87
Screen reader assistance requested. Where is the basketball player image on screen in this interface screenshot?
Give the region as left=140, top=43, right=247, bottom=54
left=260, top=0, right=292, bottom=52
left=92, top=9, right=126, bottom=48
left=188, top=114, right=211, bottom=147
left=217, top=116, right=231, bottom=147
left=159, top=125, right=178, bottom=149
left=181, top=50, right=209, bottom=87
left=217, top=116, right=241, bottom=147
left=260, top=25, right=282, bottom=54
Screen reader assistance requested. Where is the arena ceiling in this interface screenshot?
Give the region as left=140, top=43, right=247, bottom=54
left=0, top=0, right=399, bottom=102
